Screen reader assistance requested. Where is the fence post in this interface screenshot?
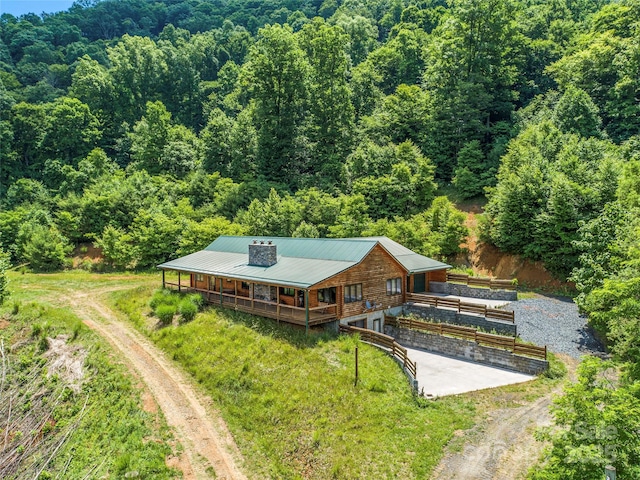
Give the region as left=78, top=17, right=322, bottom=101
left=605, top=465, right=616, bottom=480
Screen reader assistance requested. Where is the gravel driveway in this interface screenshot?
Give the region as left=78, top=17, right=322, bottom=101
left=506, top=294, right=605, bottom=358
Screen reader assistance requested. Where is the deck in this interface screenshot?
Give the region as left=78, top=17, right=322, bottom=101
left=165, top=282, right=337, bottom=326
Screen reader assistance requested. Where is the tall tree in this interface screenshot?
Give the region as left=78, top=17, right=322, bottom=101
left=243, top=24, right=310, bottom=185
left=299, top=19, right=354, bottom=187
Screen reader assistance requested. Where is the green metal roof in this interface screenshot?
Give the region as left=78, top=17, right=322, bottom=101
left=158, top=236, right=450, bottom=288
left=357, top=237, right=451, bottom=274
left=206, top=236, right=378, bottom=262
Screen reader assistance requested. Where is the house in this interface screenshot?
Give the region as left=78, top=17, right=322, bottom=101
left=157, top=236, right=450, bottom=331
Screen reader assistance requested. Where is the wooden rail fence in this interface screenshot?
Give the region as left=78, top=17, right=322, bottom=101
left=386, top=316, right=547, bottom=360
left=406, top=293, right=515, bottom=323
left=339, top=325, right=417, bottom=378
left=446, top=272, right=517, bottom=291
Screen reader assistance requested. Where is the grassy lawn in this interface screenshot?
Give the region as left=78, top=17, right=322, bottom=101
left=112, top=278, right=564, bottom=479
left=0, top=271, right=177, bottom=478
left=3, top=271, right=564, bottom=479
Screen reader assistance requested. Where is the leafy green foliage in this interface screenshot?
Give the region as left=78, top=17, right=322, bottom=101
left=0, top=247, right=9, bottom=305
left=178, top=298, right=197, bottom=323
left=155, top=304, right=176, bottom=325
left=21, top=224, right=72, bottom=272
left=532, top=358, right=640, bottom=480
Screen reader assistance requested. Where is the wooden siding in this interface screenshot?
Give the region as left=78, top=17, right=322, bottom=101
left=192, top=273, right=208, bottom=290
left=313, top=244, right=406, bottom=319
left=428, top=269, right=447, bottom=284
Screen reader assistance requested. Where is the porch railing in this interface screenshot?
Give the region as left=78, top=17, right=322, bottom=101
left=165, top=283, right=337, bottom=326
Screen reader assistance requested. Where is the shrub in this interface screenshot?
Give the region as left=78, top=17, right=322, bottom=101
left=187, top=293, right=204, bottom=309
left=155, top=304, right=176, bottom=325
left=149, top=289, right=178, bottom=311
left=178, top=299, right=197, bottom=324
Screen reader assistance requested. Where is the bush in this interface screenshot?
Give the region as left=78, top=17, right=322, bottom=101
left=149, top=289, right=178, bottom=311
left=187, top=293, right=204, bottom=309
left=155, top=304, right=176, bottom=325
left=178, top=299, right=197, bottom=324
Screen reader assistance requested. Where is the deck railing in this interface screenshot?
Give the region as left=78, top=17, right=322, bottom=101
left=446, top=272, right=517, bottom=291
left=386, top=316, right=546, bottom=360
left=164, top=283, right=337, bottom=326
left=339, top=324, right=417, bottom=377
left=406, top=293, right=515, bottom=323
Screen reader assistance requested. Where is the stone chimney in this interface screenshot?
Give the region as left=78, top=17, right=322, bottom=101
left=248, top=240, right=277, bottom=267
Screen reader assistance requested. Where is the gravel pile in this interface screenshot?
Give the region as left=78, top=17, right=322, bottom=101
left=506, top=295, right=605, bottom=359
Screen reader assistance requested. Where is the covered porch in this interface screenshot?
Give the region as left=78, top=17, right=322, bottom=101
left=161, top=270, right=338, bottom=327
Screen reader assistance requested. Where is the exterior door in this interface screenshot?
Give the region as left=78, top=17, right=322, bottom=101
left=414, top=273, right=426, bottom=293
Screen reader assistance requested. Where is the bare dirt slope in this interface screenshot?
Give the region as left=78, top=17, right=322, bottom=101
left=66, top=288, right=247, bottom=480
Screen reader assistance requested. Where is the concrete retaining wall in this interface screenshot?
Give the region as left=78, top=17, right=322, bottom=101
left=429, top=281, right=517, bottom=301
left=403, top=304, right=517, bottom=336
left=385, top=325, right=548, bottom=375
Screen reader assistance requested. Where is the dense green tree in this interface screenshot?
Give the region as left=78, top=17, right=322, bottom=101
left=423, top=0, right=523, bottom=178
left=94, top=224, right=139, bottom=270
left=299, top=19, right=354, bottom=186
left=243, top=24, right=310, bottom=184
left=452, top=140, right=494, bottom=199
left=551, top=86, right=603, bottom=138
left=107, top=34, right=167, bottom=125
left=41, top=96, right=101, bottom=165
left=20, top=223, right=71, bottom=272
left=532, top=358, right=640, bottom=480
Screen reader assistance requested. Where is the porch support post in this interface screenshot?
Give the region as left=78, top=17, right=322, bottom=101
left=178, top=272, right=181, bottom=293
left=276, top=286, right=280, bottom=322
left=219, top=278, right=223, bottom=306
left=234, top=280, right=237, bottom=305
left=162, top=270, right=165, bottom=289
left=305, top=290, right=309, bottom=335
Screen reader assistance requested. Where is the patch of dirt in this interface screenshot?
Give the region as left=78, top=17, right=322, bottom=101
left=471, top=243, right=573, bottom=290
left=72, top=243, right=104, bottom=268
left=65, top=287, right=247, bottom=480
left=455, top=204, right=574, bottom=290
left=42, top=334, right=88, bottom=393
left=0, top=319, right=9, bottom=329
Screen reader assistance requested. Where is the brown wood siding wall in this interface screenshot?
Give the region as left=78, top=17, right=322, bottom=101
left=309, top=290, right=319, bottom=308
left=192, top=274, right=207, bottom=290
left=313, top=244, right=406, bottom=319
left=428, top=269, right=447, bottom=283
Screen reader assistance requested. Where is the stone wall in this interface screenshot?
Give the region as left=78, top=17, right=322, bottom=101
left=403, top=304, right=517, bottom=336
left=385, top=325, right=548, bottom=375
left=429, top=281, right=517, bottom=301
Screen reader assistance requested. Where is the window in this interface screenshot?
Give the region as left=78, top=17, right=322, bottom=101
left=241, top=282, right=250, bottom=290
left=280, top=287, right=295, bottom=296
left=386, top=278, right=402, bottom=295
left=195, top=274, right=204, bottom=282
left=344, top=284, right=362, bottom=304
left=318, top=287, right=336, bottom=304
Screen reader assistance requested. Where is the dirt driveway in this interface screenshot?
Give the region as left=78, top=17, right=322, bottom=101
left=66, top=287, right=247, bottom=480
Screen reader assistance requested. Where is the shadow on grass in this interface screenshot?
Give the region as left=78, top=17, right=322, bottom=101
left=206, top=304, right=340, bottom=349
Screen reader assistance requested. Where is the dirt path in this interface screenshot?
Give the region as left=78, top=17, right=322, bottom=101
left=432, top=357, right=577, bottom=480
left=66, top=288, right=247, bottom=480
left=431, top=394, right=553, bottom=479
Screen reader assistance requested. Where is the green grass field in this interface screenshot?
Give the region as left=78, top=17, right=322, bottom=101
left=112, top=278, right=563, bottom=479
left=2, top=271, right=563, bottom=479
left=0, top=271, right=177, bottom=479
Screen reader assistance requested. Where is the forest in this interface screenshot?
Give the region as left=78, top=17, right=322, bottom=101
left=0, top=0, right=639, bottom=478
